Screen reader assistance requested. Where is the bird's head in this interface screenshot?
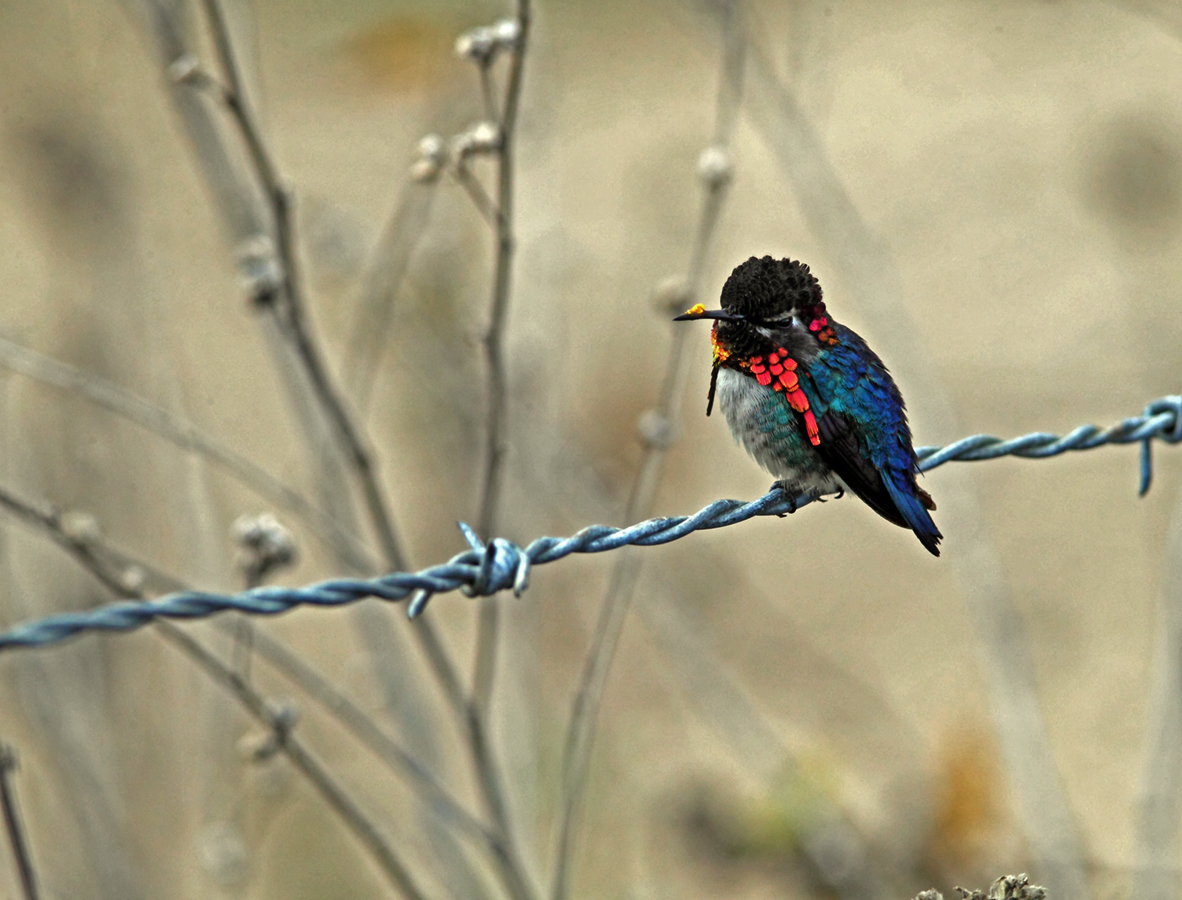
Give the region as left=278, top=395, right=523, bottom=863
left=675, top=255, right=837, bottom=358
left=675, top=256, right=838, bottom=414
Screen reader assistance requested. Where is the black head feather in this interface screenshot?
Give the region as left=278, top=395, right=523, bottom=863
left=720, top=256, right=823, bottom=319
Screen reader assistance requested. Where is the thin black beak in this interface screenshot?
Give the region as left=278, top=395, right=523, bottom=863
left=672, top=307, right=744, bottom=322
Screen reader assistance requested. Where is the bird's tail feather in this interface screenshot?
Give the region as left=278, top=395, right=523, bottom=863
left=884, top=474, right=942, bottom=557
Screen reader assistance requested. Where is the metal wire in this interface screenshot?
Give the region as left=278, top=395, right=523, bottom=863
left=1, top=394, right=1179, bottom=651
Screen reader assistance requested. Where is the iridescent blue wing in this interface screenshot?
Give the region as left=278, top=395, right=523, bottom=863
left=797, top=326, right=941, bottom=556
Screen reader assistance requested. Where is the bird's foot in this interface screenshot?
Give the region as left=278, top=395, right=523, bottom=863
left=813, top=486, right=846, bottom=504
left=770, top=480, right=798, bottom=516
left=770, top=480, right=799, bottom=515
left=771, top=482, right=841, bottom=516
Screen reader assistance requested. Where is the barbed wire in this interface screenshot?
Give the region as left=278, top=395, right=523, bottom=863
left=0, top=394, right=1178, bottom=652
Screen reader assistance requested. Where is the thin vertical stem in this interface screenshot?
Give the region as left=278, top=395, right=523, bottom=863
left=455, top=8, right=538, bottom=900
left=240, top=625, right=542, bottom=900
left=158, top=623, right=432, bottom=900
left=740, top=14, right=1089, bottom=897
left=344, top=178, right=440, bottom=413
left=1132, top=493, right=1182, bottom=900
left=197, top=0, right=409, bottom=573
left=0, top=486, right=430, bottom=899
left=0, top=745, right=39, bottom=900
left=549, top=7, right=745, bottom=898
left=472, top=0, right=532, bottom=712
left=191, top=10, right=485, bottom=858
left=0, top=334, right=374, bottom=570
left=479, top=63, right=501, bottom=124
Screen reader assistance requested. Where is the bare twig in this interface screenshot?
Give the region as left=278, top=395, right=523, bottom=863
left=137, top=1, right=265, bottom=244
left=344, top=176, right=440, bottom=412
left=188, top=4, right=481, bottom=783
left=208, top=622, right=446, bottom=894
left=230, top=513, right=297, bottom=679
left=454, top=163, right=503, bottom=230
left=0, top=484, right=433, bottom=899
left=243, top=629, right=484, bottom=841
left=1132, top=492, right=1182, bottom=900
left=130, top=6, right=532, bottom=896
left=246, top=626, right=537, bottom=900
left=0, top=480, right=545, bottom=900
left=182, top=17, right=499, bottom=892
left=195, top=0, right=409, bottom=573
left=180, top=6, right=480, bottom=780
left=0, top=335, right=375, bottom=572
left=471, top=0, right=532, bottom=718
left=479, top=65, right=501, bottom=124
left=0, top=483, right=503, bottom=877
left=159, top=624, right=433, bottom=900
left=0, top=745, right=39, bottom=900
left=549, top=7, right=744, bottom=899
left=443, top=8, right=541, bottom=900
left=0, top=488, right=135, bottom=598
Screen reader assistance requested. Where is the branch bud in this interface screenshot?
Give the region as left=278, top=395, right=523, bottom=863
left=697, top=145, right=733, bottom=188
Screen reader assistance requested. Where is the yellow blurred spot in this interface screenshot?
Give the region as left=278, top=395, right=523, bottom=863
left=342, top=16, right=456, bottom=93
left=926, top=725, right=1005, bottom=872
left=684, top=303, right=706, bottom=316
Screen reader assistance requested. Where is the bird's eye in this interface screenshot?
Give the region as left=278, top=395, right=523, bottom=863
left=761, top=314, right=798, bottom=330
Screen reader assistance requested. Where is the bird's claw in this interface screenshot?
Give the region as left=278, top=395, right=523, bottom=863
left=770, top=482, right=843, bottom=516
left=811, top=487, right=846, bottom=504
left=771, top=481, right=798, bottom=517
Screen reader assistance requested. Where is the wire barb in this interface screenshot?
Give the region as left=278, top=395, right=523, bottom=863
left=1, top=394, right=1180, bottom=651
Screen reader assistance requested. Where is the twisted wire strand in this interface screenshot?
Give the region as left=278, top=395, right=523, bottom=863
left=2, top=394, right=1179, bottom=651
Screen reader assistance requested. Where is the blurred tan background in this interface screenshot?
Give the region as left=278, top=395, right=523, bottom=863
left=1, top=1, right=1181, bottom=898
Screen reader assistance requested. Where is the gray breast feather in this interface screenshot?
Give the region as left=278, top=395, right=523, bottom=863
left=714, top=367, right=843, bottom=496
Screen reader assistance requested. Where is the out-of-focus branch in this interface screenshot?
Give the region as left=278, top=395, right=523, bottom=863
left=142, top=0, right=479, bottom=789
left=0, top=482, right=536, bottom=889
left=447, top=10, right=541, bottom=900
left=0, top=744, right=39, bottom=900
left=454, top=162, right=503, bottom=230
left=0, top=485, right=431, bottom=900
left=172, top=15, right=492, bottom=892
left=0, top=481, right=541, bottom=899
left=243, top=625, right=541, bottom=900
left=470, top=0, right=532, bottom=713
left=549, top=6, right=745, bottom=900
left=641, top=577, right=892, bottom=900
left=344, top=171, right=440, bottom=413
left=736, top=11, right=1089, bottom=898
left=1132, top=491, right=1182, bottom=900
left=0, top=336, right=374, bottom=572
left=159, top=625, right=431, bottom=900
left=190, top=0, right=408, bottom=574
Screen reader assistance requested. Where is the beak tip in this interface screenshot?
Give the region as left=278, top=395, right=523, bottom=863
left=674, top=303, right=738, bottom=323
left=673, top=302, right=708, bottom=322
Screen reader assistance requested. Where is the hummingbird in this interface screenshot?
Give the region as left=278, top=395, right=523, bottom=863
left=675, top=255, right=941, bottom=556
